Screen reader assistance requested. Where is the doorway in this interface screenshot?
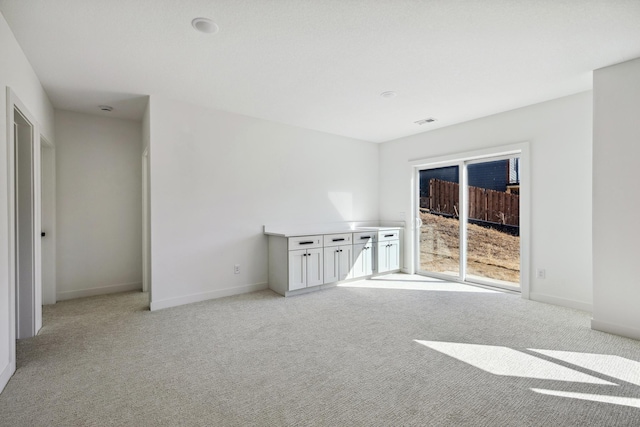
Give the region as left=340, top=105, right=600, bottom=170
left=14, top=107, right=36, bottom=337
left=41, top=137, right=56, bottom=305
left=414, top=146, right=528, bottom=293
left=10, top=96, right=42, bottom=339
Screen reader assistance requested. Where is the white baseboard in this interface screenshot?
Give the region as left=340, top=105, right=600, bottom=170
left=150, top=282, right=268, bottom=311
left=591, top=318, right=640, bottom=341
left=0, top=361, right=15, bottom=395
left=283, top=281, right=340, bottom=297
left=56, top=282, right=142, bottom=301
left=529, top=292, right=592, bottom=313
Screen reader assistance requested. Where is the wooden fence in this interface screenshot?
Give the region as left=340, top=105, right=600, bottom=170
left=421, top=179, right=519, bottom=226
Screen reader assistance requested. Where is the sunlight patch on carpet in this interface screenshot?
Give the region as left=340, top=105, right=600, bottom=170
left=339, top=280, right=498, bottom=293
left=529, top=349, right=640, bottom=386
left=415, top=340, right=616, bottom=385
left=531, top=388, right=640, bottom=409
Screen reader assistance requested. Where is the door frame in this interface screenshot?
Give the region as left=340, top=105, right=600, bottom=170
left=142, top=147, right=151, bottom=296
left=7, top=87, right=43, bottom=348
left=410, top=142, right=530, bottom=298
left=40, top=135, right=56, bottom=304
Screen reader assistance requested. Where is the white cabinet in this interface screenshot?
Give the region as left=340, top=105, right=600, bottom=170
left=324, top=245, right=353, bottom=283
left=323, top=233, right=353, bottom=283
left=288, top=248, right=323, bottom=290
left=377, top=240, right=400, bottom=273
left=322, top=233, right=352, bottom=247
left=267, top=227, right=402, bottom=296
left=268, top=234, right=324, bottom=296
left=377, top=230, right=400, bottom=274
left=352, top=231, right=377, bottom=278
left=352, top=243, right=374, bottom=278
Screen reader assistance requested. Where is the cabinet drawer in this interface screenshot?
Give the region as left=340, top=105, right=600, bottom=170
left=288, top=235, right=323, bottom=250
left=353, top=231, right=377, bottom=243
left=323, top=233, right=353, bottom=247
left=378, top=230, right=400, bottom=241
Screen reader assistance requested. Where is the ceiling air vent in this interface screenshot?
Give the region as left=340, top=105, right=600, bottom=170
left=414, top=118, right=436, bottom=125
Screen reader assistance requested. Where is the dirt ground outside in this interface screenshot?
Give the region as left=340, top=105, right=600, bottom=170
left=419, top=212, right=520, bottom=285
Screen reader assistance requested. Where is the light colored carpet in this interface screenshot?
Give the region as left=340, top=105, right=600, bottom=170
left=1, top=274, right=639, bottom=426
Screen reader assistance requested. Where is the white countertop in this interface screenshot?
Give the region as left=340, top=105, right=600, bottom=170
left=264, top=226, right=402, bottom=238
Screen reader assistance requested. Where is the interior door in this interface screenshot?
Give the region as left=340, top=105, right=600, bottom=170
left=15, top=109, right=36, bottom=338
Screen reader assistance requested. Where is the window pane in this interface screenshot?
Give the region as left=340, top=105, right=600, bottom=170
left=466, top=159, right=520, bottom=287
left=419, top=166, right=460, bottom=279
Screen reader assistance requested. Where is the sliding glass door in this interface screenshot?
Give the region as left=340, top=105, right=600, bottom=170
left=465, top=158, right=520, bottom=288
left=418, top=165, right=461, bottom=279
left=417, top=155, right=521, bottom=291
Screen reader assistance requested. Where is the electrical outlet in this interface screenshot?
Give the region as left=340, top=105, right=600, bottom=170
left=536, top=269, right=546, bottom=279
left=234, top=264, right=240, bottom=274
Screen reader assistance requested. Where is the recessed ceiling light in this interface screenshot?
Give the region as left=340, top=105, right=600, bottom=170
left=380, top=91, right=397, bottom=99
left=192, top=17, right=219, bottom=34
left=99, top=105, right=113, bottom=112
left=414, top=118, right=436, bottom=125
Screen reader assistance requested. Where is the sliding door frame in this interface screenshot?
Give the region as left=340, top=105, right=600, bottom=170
left=414, top=160, right=464, bottom=281
left=410, top=142, right=530, bottom=298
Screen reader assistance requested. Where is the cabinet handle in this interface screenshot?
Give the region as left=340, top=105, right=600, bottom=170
left=332, top=238, right=345, bottom=242
left=360, top=236, right=371, bottom=239
left=384, top=234, right=395, bottom=238
left=299, top=241, right=314, bottom=245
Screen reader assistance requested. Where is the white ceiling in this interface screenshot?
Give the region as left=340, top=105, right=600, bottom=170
left=1, top=0, right=639, bottom=143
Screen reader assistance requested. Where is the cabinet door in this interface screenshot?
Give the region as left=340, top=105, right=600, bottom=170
left=288, top=249, right=307, bottom=291
left=352, top=244, right=372, bottom=278
left=352, top=244, right=366, bottom=278
left=388, top=240, right=400, bottom=271
left=377, top=241, right=390, bottom=273
left=306, top=248, right=324, bottom=287
left=338, top=244, right=353, bottom=281
left=324, top=246, right=340, bottom=284
left=370, top=244, right=377, bottom=273
left=363, top=245, right=373, bottom=276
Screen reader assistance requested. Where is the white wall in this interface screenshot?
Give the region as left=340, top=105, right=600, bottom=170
left=0, top=12, right=54, bottom=393
left=148, top=96, right=379, bottom=310
left=592, top=58, right=640, bottom=340
left=55, top=110, right=142, bottom=300
left=379, top=91, right=593, bottom=311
